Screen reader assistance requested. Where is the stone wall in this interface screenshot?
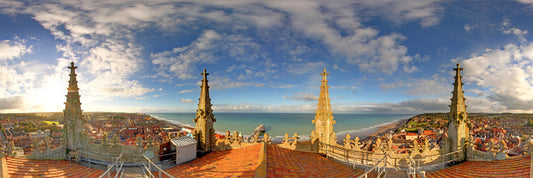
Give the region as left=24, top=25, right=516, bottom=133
left=79, top=142, right=160, bottom=163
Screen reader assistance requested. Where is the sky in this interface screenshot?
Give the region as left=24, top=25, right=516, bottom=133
left=1, top=0, right=533, bottom=114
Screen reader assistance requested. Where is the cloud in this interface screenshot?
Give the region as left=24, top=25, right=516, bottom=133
left=208, top=75, right=264, bottom=90
left=500, top=19, right=528, bottom=42
left=355, top=0, right=444, bottom=27
left=0, top=96, right=25, bottom=110
left=403, top=74, right=449, bottom=96
left=288, top=62, right=325, bottom=75
left=284, top=92, right=319, bottom=102
left=464, top=24, right=476, bottom=33
left=151, top=30, right=221, bottom=80
left=178, top=89, right=194, bottom=94
left=516, top=0, right=533, bottom=5
left=0, top=40, right=32, bottom=61
left=180, top=98, right=194, bottom=104
left=460, top=42, right=533, bottom=112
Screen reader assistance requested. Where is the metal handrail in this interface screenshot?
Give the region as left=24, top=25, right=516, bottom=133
left=99, top=154, right=124, bottom=178
left=143, top=154, right=175, bottom=178
left=114, top=162, right=124, bottom=178
left=408, top=156, right=426, bottom=178
left=357, top=153, right=392, bottom=178
left=142, top=162, right=156, bottom=178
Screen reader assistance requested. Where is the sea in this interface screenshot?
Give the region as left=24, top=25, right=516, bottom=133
left=149, top=113, right=412, bottom=142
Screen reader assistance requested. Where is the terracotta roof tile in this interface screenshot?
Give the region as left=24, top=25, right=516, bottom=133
left=426, top=156, right=530, bottom=178
left=6, top=156, right=104, bottom=178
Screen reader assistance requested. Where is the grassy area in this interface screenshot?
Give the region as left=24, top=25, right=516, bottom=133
left=43, top=121, right=60, bottom=125
left=404, top=128, right=418, bottom=132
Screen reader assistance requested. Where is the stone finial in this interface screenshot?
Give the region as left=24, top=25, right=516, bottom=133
left=387, top=138, right=393, bottom=150
left=312, top=68, right=336, bottom=146
left=64, top=62, right=84, bottom=155
left=282, top=134, right=290, bottom=144
left=353, top=137, right=361, bottom=151
left=194, top=69, right=216, bottom=152
left=447, top=63, right=469, bottom=160
left=137, top=135, right=142, bottom=146
left=344, top=134, right=351, bottom=143
left=263, top=133, right=271, bottom=144
left=374, top=138, right=382, bottom=152
left=293, top=133, right=299, bottom=144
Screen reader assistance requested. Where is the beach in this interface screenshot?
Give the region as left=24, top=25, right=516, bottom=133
left=150, top=113, right=411, bottom=144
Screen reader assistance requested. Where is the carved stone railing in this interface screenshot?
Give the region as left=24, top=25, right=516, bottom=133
left=466, top=136, right=529, bottom=161
left=214, top=131, right=271, bottom=150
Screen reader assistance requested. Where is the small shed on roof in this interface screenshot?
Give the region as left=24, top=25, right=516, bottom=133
left=170, top=136, right=197, bottom=164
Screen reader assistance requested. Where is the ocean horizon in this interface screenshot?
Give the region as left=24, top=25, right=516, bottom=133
left=149, top=113, right=412, bottom=141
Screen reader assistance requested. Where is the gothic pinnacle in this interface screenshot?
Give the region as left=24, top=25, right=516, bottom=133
left=450, top=63, right=467, bottom=115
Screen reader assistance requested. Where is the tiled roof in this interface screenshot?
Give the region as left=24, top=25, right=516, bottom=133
left=424, top=156, right=531, bottom=178
left=266, top=144, right=369, bottom=177
left=6, top=156, right=104, bottom=178
left=162, top=144, right=262, bottom=177
left=5, top=145, right=531, bottom=177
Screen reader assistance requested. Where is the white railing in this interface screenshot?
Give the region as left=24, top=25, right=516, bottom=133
left=99, top=154, right=124, bottom=178
left=142, top=154, right=175, bottom=178
left=357, top=154, right=394, bottom=178
left=408, top=156, right=426, bottom=178
left=319, top=142, right=465, bottom=172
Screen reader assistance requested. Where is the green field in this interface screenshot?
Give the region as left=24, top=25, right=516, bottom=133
left=43, top=121, right=60, bottom=125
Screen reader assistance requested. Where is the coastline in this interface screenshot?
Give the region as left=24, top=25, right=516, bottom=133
left=150, top=113, right=412, bottom=144
left=335, top=117, right=410, bottom=144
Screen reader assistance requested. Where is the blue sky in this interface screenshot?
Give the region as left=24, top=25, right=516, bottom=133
left=1, top=0, right=533, bottom=114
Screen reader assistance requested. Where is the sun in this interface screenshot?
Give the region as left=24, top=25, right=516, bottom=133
left=29, top=76, right=68, bottom=112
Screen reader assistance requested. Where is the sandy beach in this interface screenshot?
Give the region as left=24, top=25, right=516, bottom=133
left=150, top=113, right=411, bottom=144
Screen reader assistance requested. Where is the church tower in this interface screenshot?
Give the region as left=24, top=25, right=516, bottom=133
left=63, top=62, right=84, bottom=153
left=448, top=63, right=469, bottom=160
left=194, top=69, right=216, bottom=152
left=312, top=68, right=336, bottom=145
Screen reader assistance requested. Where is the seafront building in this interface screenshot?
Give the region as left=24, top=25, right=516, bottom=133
left=0, top=63, right=531, bottom=177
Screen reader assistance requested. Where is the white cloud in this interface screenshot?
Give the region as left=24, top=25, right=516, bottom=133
left=178, top=89, right=194, bottom=94
left=460, top=42, right=533, bottom=111
left=288, top=62, right=325, bottom=75
left=500, top=19, right=528, bottom=42
left=208, top=76, right=264, bottom=90
left=151, top=30, right=220, bottom=80
left=284, top=92, right=319, bottom=102
left=180, top=98, right=194, bottom=104
left=0, top=40, right=32, bottom=61
left=516, top=0, right=533, bottom=5
left=403, top=74, right=449, bottom=96
left=464, top=24, right=476, bottom=33
left=356, top=0, right=444, bottom=27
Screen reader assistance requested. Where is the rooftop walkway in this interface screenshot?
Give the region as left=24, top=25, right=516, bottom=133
left=6, top=156, right=104, bottom=177
left=266, top=144, right=369, bottom=177
left=4, top=146, right=531, bottom=177
left=162, top=144, right=262, bottom=177
left=424, top=155, right=531, bottom=178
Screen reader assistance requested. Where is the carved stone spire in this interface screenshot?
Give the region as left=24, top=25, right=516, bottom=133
left=448, top=63, right=469, bottom=160
left=194, top=69, right=216, bottom=152
left=312, top=68, right=336, bottom=146
left=63, top=62, right=84, bottom=152
left=450, top=63, right=467, bottom=116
